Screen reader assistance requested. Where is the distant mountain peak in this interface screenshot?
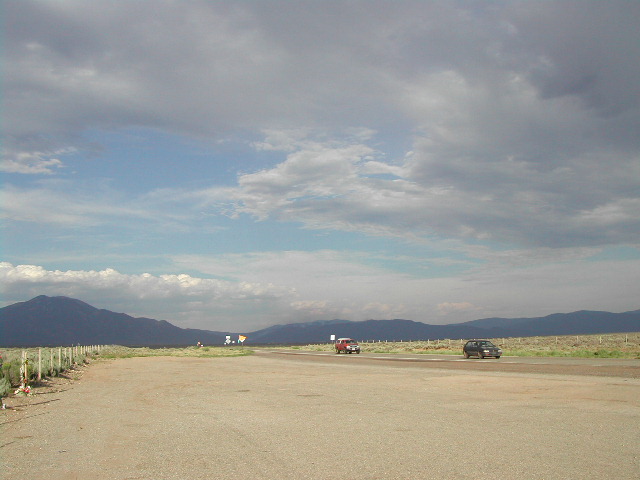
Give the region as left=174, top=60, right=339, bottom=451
left=23, top=294, right=100, bottom=314
left=29, top=294, right=93, bottom=306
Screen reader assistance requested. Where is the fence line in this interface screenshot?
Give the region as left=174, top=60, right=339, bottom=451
left=1, top=345, right=106, bottom=389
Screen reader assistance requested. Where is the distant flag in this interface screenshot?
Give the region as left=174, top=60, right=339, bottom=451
left=238, top=335, right=247, bottom=343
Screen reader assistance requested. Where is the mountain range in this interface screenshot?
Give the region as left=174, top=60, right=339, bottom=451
left=1, top=295, right=639, bottom=347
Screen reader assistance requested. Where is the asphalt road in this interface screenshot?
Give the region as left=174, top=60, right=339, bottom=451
left=2, top=353, right=639, bottom=479
left=257, top=349, right=640, bottom=378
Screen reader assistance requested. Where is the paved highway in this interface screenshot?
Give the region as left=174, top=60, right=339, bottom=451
left=256, top=349, right=640, bottom=378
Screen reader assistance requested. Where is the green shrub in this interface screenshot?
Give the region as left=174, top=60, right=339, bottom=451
left=0, top=376, right=11, bottom=397
left=1, top=361, right=22, bottom=386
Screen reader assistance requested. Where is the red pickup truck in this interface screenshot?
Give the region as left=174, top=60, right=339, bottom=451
left=335, top=338, right=361, bottom=354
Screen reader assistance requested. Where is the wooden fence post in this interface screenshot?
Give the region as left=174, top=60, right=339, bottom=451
left=21, top=350, right=28, bottom=384
left=38, top=348, right=42, bottom=381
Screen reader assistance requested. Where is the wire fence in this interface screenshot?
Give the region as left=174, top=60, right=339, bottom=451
left=0, top=345, right=105, bottom=396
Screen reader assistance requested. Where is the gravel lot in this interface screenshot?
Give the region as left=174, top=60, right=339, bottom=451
left=2, top=354, right=639, bottom=479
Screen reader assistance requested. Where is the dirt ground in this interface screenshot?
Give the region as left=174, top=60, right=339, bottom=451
left=1, top=354, right=639, bottom=479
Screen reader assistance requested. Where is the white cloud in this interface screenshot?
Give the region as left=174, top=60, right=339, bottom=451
left=437, top=302, right=479, bottom=316
left=0, top=262, right=292, bottom=300
left=577, top=199, right=640, bottom=227
left=252, top=129, right=312, bottom=152
left=215, top=127, right=640, bottom=248
left=171, top=247, right=640, bottom=325
left=1, top=150, right=66, bottom=174
left=2, top=184, right=105, bottom=226
left=0, top=262, right=295, bottom=330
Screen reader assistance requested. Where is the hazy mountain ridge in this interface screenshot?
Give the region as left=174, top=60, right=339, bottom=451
left=1, top=295, right=639, bottom=347
left=0, top=295, right=230, bottom=346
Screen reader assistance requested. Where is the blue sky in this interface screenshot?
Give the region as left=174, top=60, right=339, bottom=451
left=2, top=0, right=640, bottom=332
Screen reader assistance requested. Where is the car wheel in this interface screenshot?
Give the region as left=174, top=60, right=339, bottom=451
left=356, top=350, right=360, bottom=354
left=463, top=351, right=470, bottom=358
left=495, top=356, right=500, bottom=359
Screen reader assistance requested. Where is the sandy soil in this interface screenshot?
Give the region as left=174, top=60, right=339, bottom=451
left=2, top=354, right=639, bottom=479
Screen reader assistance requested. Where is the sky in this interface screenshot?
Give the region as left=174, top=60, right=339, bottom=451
left=2, top=0, right=640, bottom=333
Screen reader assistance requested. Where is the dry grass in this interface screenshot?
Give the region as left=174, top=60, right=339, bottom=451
left=97, top=345, right=252, bottom=358
left=293, top=332, right=640, bottom=358
left=0, top=345, right=252, bottom=361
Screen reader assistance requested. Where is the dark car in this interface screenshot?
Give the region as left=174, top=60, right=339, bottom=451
left=463, top=339, right=502, bottom=359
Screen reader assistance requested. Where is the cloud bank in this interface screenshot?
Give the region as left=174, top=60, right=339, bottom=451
left=2, top=1, right=639, bottom=330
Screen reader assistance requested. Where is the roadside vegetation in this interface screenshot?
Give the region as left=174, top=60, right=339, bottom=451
left=98, top=345, right=252, bottom=359
left=291, top=332, right=640, bottom=359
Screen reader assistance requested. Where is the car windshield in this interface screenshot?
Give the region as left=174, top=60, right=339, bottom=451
left=478, top=341, right=495, bottom=347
